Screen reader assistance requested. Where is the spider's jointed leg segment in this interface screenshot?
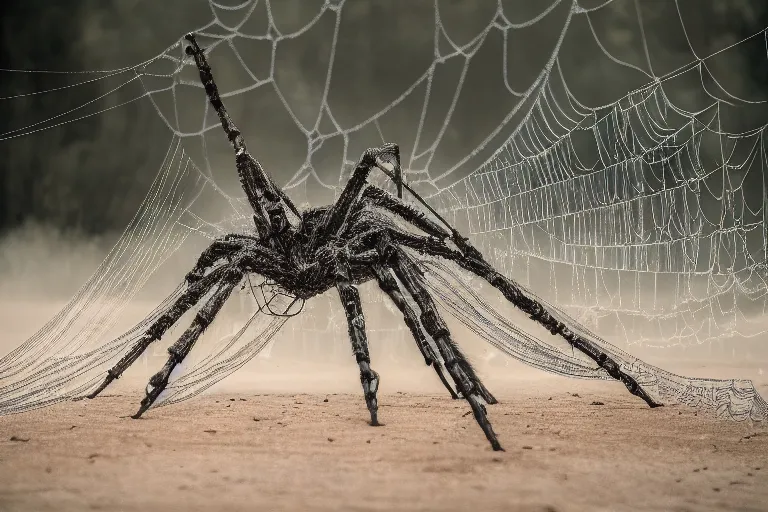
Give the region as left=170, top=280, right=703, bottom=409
left=132, top=266, right=243, bottom=418
left=379, top=244, right=503, bottom=451
left=185, top=34, right=298, bottom=237
left=86, top=265, right=230, bottom=399
left=385, top=244, right=497, bottom=404
left=397, top=233, right=663, bottom=408
left=361, top=186, right=450, bottom=240
left=336, top=256, right=381, bottom=426
left=317, top=143, right=401, bottom=249
left=337, top=283, right=381, bottom=426
left=372, top=265, right=459, bottom=399
left=185, top=238, right=245, bottom=284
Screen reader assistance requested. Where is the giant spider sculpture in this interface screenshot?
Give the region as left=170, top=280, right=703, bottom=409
left=86, top=34, right=660, bottom=452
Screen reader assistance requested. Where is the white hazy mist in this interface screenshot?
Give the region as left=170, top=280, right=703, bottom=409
left=2, top=1, right=768, bottom=398
left=1, top=224, right=766, bottom=399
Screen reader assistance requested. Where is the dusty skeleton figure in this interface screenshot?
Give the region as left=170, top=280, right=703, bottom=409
left=86, top=34, right=662, bottom=451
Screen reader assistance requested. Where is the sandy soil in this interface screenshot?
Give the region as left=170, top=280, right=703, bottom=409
left=2, top=292, right=767, bottom=512
left=1, top=378, right=766, bottom=512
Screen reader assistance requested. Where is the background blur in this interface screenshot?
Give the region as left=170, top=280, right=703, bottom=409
left=1, top=1, right=768, bottom=388
left=1, top=0, right=766, bottom=236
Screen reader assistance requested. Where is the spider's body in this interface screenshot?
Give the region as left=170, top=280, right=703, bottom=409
left=191, top=204, right=400, bottom=300
left=85, top=34, right=663, bottom=452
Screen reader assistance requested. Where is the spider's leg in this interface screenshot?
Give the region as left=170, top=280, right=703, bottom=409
left=85, top=264, right=229, bottom=399
left=184, top=34, right=297, bottom=236
left=313, top=144, right=401, bottom=251
left=362, top=186, right=450, bottom=239
left=337, top=283, right=381, bottom=426
left=334, top=258, right=381, bottom=426
left=391, top=231, right=663, bottom=409
left=380, top=245, right=503, bottom=451
left=185, top=238, right=246, bottom=284
left=132, top=266, right=243, bottom=418
left=371, top=265, right=459, bottom=399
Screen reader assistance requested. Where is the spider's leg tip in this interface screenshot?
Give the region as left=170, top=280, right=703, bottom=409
left=131, top=402, right=151, bottom=419
left=184, top=34, right=202, bottom=56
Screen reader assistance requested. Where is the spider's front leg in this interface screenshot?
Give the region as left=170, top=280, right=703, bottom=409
left=132, top=264, right=243, bottom=418
left=185, top=34, right=299, bottom=239
left=378, top=241, right=503, bottom=451
left=335, top=255, right=381, bottom=426
left=85, top=238, right=245, bottom=399
left=371, top=265, right=460, bottom=400
left=185, top=237, right=250, bottom=284
left=84, top=264, right=229, bottom=400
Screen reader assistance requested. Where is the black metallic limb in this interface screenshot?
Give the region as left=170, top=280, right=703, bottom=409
left=185, top=238, right=245, bottom=284
left=336, top=255, right=381, bottom=426
left=85, top=264, right=230, bottom=399
left=361, top=186, right=450, bottom=240
left=383, top=249, right=499, bottom=412
left=132, top=267, right=242, bottom=418
left=392, top=231, right=663, bottom=408
left=314, top=142, right=401, bottom=251
left=184, top=34, right=298, bottom=235
left=372, top=265, right=459, bottom=399
left=380, top=243, right=503, bottom=451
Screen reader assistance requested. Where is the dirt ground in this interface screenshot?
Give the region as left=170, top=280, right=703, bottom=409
left=1, top=377, right=766, bottom=512
left=1, top=294, right=767, bottom=511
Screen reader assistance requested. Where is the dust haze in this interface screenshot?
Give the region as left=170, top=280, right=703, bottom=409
left=1, top=1, right=768, bottom=403
left=1, top=222, right=767, bottom=400
left=0, top=223, right=567, bottom=396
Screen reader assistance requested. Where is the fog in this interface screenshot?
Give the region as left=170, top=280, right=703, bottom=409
left=1, top=223, right=765, bottom=399
left=2, top=1, right=768, bottom=397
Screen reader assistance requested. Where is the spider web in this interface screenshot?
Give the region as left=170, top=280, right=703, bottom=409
left=1, top=0, right=767, bottom=418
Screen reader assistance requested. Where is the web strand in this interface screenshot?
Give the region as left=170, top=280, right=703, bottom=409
left=1, top=0, right=767, bottom=416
